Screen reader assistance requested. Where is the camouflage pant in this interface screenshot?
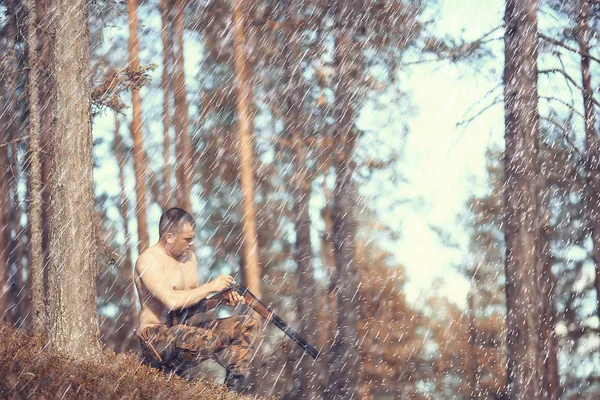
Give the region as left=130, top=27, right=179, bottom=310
left=139, top=315, right=259, bottom=376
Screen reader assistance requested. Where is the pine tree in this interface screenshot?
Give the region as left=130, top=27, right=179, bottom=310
left=46, top=0, right=101, bottom=358
left=127, top=0, right=150, bottom=253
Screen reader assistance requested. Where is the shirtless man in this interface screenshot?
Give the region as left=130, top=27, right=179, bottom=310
left=134, top=207, right=258, bottom=393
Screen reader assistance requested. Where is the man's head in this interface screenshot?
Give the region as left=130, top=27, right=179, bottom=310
left=159, top=208, right=196, bottom=258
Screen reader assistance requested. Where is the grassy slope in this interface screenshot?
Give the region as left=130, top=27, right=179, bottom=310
left=0, top=323, right=248, bottom=399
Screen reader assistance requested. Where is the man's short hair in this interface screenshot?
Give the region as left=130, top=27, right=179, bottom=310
left=159, top=208, right=196, bottom=238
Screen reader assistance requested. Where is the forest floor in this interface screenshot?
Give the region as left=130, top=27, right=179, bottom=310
left=0, top=323, right=247, bottom=399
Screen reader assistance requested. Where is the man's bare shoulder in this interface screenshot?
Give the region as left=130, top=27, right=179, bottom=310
left=135, top=247, right=163, bottom=272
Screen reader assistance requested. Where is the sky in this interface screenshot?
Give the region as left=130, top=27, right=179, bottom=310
left=358, top=0, right=505, bottom=307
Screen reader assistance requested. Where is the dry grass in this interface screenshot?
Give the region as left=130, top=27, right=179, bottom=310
left=0, top=323, right=249, bottom=399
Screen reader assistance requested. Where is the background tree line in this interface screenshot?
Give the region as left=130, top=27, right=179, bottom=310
left=0, top=0, right=600, bottom=399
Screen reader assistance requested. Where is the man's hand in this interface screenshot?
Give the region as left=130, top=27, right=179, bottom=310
left=210, top=274, right=234, bottom=293
left=223, top=289, right=245, bottom=307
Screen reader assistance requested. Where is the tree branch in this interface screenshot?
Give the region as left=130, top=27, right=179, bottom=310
left=540, top=96, right=584, bottom=119
left=540, top=116, right=583, bottom=157
left=539, top=68, right=600, bottom=109
left=0, top=135, right=29, bottom=150
left=539, top=33, right=600, bottom=65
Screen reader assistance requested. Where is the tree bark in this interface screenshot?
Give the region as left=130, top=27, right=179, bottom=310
left=503, top=0, right=543, bottom=398
left=540, top=254, right=561, bottom=399
left=326, top=32, right=361, bottom=399
left=160, top=0, right=174, bottom=210
left=0, top=134, right=8, bottom=323
left=537, top=166, right=561, bottom=400
left=328, top=155, right=361, bottom=399
left=127, top=0, right=149, bottom=252
left=172, top=0, right=192, bottom=212
left=0, top=0, right=20, bottom=323
left=290, top=172, right=319, bottom=398
left=46, top=0, right=101, bottom=358
left=26, top=0, right=46, bottom=334
left=231, top=0, right=262, bottom=297
left=9, top=142, right=26, bottom=327
left=112, top=113, right=133, bottom=274
left=321, top=196, right=338, bottom=347
left=467, top=292, right=480, bottom=400
left=577, top=0, right=600, bottom=333
left=38, top=0, right=53, bottom=290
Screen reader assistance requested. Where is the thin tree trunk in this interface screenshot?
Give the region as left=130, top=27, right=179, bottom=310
left=290, top=172, right=319, bottom=398
left=326, top=34, right=361, bottom=399
left=46, top=0, right=101, bottom=358
left=467, top=292, right=480, bottom=400
left=537, top=168, right=561, bottom=400
left=113, top=114, right=133, bottom=274
left=9, top=142, right=26, bottom=328
left=38, top=0, right=52, bottom=300
left=172, top=0, right=192, bottom=212
left=127, top=0, right=149, bottom=252
left=540, top=253, right=561, bottom=399
left=318, top=194, right=340, bottom=400
left=577, top=0, right=600, bottom=332
left=328, top=156, right=361, bottom=399
left=0, top=0, right=19, bottom=323
left=321, top=197, right=338, bottom=347
left=503, top=0, right=543, bottom=398
left=26, top=0, right=45, bottom=334
left=231, top=0, right=261, bottom=297
left=544, top=274, right=561, bottom=400
left=0, top=137, right=8, bottom=323
left=160, top=0, right=174, bottom=210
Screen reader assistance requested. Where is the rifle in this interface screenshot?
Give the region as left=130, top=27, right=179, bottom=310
left=167, top=283, right=319, bottom=360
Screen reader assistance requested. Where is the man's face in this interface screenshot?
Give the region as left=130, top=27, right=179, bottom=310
left=166, top=222, right=195, bottom=258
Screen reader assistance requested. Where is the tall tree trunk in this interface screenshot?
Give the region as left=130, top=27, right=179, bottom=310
left=26, top=0, right=46, bottom=334
left=9, top=142, right=26, bottom=328
left=320, top=200, right=338, bottom=398
left=172, top=0, right=192, bottom=212
left=503, top=0, right=543, bottom=398
left=321, top=196, right=338, bottom=347
left=38, top=0, right=53, bottom=301
left=577, top=0, right=600, bottom=331
left=540, top=253, right=561, bottom=399
left=47, top=0, right=101, bottom=358
left=112, top=114, right=137, bottom=337
left=160, top=0, right=174, bottom=210
left=0, top=139, right=9, bottom=323
left=231, top=0, right=261, bottom=297
left=537, top=168, right=561, bottom=399
left=112, top=114, right=133, bottom=274
left=328, top=156, right=361, bottom=399
left=326, top=34, right=361, bottom=399
left=0, top=0, right=20, bottom=323
left=127, top=0, right=149, bottom=252
left=290, top=172, right=319, bottom=398
left=544, top=275, right=561, bottom=400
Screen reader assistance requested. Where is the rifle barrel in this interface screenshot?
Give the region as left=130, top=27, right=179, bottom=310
left=233, top=284, right=319, bottom=360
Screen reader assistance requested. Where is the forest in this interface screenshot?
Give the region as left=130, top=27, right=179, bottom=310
left=0, top=0, right=599, bottom=399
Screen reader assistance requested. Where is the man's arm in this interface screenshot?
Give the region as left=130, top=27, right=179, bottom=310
left=136, top=253, right=217, bottom=311
left=187, top=253, right=244, bottom=310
